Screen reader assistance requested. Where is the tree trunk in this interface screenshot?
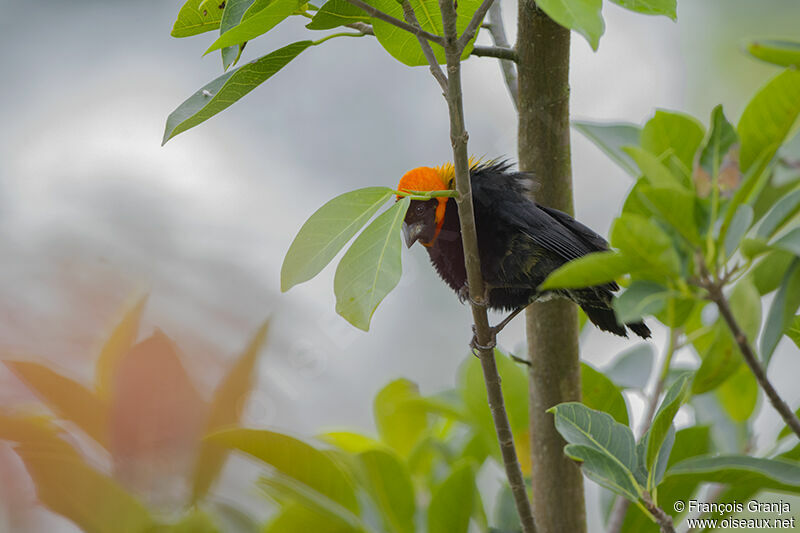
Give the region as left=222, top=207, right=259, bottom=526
left=517, top=3, right=587, bottom=533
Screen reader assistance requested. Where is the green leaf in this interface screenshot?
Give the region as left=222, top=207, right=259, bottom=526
left=747, top=39, right=800, bottom=69
left=373, top=379, right=428, bottom=457
left=749, top=250, right=797, bottom=294
left=756, top=187, right=800, bottom=239
left=608, top=0, right=675, bottom=18
left=358, top=450, right=415, bottom=533
left=612, top=281, right=669, bottom=324
left=534, top=0, right=604, bottom=51
left=548, top=403, right=640, bottom=500
left=369, top=0, right=481, bottom=66
left=572, top=121, right=641, bottom=176
left=3, top=361, right=107, bottom=447
left=95, top=295, right=147, bottom=401
left=699, top=105, right=738, bottom=177
left=208, top=428, right=358, bottom=512
left=163, top=41, right=313, bottom=144
left=761, top=258, right=800, bottom=365
left=772, top=226, right=800, bottom=256
left=219, top=0, right=259, bottom=70
left=667, top=455, right=800, bottom=494
left=605, top=344, right=654, bottom=390
left=205, top=0, right=302, bottom=53
left=730, top=276, right=762, bottom=342
left=581, top=363, right=629, bottom=425
left=610, top=214, right=681, bottom=277
left=643, top=372, right=690, bottom=489
left=263, top=503, right=359, bottom=533
left=723, top=204, right=754, bottom=258
left=623, top=146, right=686, bottom=191
left=636, top=185, right=702, bottom=244
left=715, top=363, right=758, bottom=421
left=539, top=250, right=630, bottom=290
left=691, top=326, right=739, bottom=395
left=191, top=322, right=269, bottom=503
left=14, top=447, right=153, bottom=533
left=738, top=69, right=800, bottom=172
left=428, top=462, right=476, bottom=533
left=281, top=187, right=394, bottom=291
left=307, top=0, right=370, bottom=29
left=788, top=314, right=800, bottom=350
left=171, top=0, right=224, bottom=37
left=318, top=431, right=384, bottom=453
left=334, top=197, right=409, bottom=331
left=641, top=110, right=705, bottom=171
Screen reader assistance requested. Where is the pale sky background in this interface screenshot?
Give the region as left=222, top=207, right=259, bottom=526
left=1, top=0, right=799, bottom=531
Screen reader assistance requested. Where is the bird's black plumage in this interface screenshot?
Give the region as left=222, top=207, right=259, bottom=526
left=402, top=161, right=650, bottom=339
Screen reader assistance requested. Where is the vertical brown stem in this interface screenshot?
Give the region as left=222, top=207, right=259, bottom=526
left=517, top=2, right=586, bottom=533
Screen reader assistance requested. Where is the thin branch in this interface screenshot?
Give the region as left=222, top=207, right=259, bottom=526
left=470, top=45, right=518, bottom=61
left=484, top=0, right=517, bottom=109
left=608, top=327, right=678, bottom=533
left=641, top=493, right=676, bottom=533
left=400, top=0, right=448, bottom=92
left=457, top=0, right=495, bottom=50
left=429, top=0, right=537, bottom=530
left=346, top=21, right=374, bottom=35
left=342, top=0, right=444, bottom=45
left=705, top=280, right=800, bottom=439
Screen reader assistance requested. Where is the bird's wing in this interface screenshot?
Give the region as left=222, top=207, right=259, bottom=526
left=536, top=205, right=611, bottom=252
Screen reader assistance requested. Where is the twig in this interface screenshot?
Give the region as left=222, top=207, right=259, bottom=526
left=470, top=45, right=517, bottom=61
left=346, top=21, right=374, bottom=35
left=608, top=327, right=678, bottom=533
left=400, top=0, right=448, bottom=92
left=484, top=0, right=517, bottom=109
left=342, top=0, right=444, bottom=45
left=428, top=0, right=537, bottom=531
left=705, top=280, right=800, bottom=439
left=457, top=0, right=495, bottom=50
left=642, top=492, right=676, bottom=533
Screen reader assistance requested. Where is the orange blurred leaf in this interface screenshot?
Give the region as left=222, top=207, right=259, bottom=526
left=95, top=295, right=147, bottom=401
left=190, top=321, right=269, bottom=503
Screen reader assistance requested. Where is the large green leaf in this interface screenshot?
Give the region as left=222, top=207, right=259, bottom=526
left=761, top=258, right=800, bottom=366
left=334, top=197, right=410, bottom=331
left=282, top=187, right=394, bottom=291
left=749, top=249, right=797, bottom=295
left=722, top=204, right=754, bottom=258
left=698, top=105, right=738, bottom=177
left=636, top=185, right=702, bottom=245
left=610, top=214, right=681, bottom=277
left=373, top=379, right=428, bottom=458
left=572, top=121, right=641, bottom=176
left=95, top=295, right=147, bottom=401
left=219, top=0, right=260, bottom=70
left=605, top=343, right=654, bottom=390
left=191, top=322, right=269, bottom=502
left=427, top=462, right=476, bottom=533
left=641, top=110, right=705, bottom=172
left=205, top=0, right=302, bottom=53
left=667, top=455, right=800, bottom=494
left=609, top=0, right=675, bottom=18
left=307, top=0, right=370, bottom=30
left=358, top=450, right=415, bottom=533
left=612, top=281, right=669, bottom=324
left=691, top=325, right=738, bottom=395
left=623, top=146, right=685, bottom=190
left=15, top=446, right=153, bottom=533
left=756, top=188, right=800, bottom=239
left=263, top=501, right=360, bottom=533
left=208, top=428, right=358, bottom=512
left=548, top=403, right=640, bottom=501
left=534, top=0, right=604, bottom=51
left=171, top=0, right=224, bottom=37
left=369, top=0, right=481, bottom=66
left=3, top=361, right=108, bottom=446
left=539, top=250, right=630, bottom=290
left=715, top=363, right=758, bottom=421
left=642, top=372, right=690, bottom=490
left=163, top=41, right=313, bottom=144
left=747, top=39, right=800, bottom=69
left=772, top=226, right=800, bottom=256
left=581, top=363, right=629, bottom=426
left=738, top=69, right=800, bottom=172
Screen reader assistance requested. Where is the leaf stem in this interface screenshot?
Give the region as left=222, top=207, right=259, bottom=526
left=393, top=189, right=460, bottom=200
left=311, top=32, right=366, bottom=45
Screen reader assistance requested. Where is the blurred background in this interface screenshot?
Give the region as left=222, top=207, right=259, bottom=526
left=1, top=0, right=799, bottom=531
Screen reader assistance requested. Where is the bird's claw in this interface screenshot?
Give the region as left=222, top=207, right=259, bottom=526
left=470, top=324, right=497, bottom=357
left=458, top=282, right=491, bottom=308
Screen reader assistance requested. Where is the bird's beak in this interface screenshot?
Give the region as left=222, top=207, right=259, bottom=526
left=402, top=221, right=424, bottom=248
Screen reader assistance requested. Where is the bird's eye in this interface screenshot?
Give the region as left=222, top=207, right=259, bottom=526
left=416, top=204, right=425, bottom=215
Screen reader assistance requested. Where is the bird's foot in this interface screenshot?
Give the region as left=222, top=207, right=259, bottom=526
left=470, top=324, right=498, bottom=357
left=458, top=282, right=491, bottom=308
